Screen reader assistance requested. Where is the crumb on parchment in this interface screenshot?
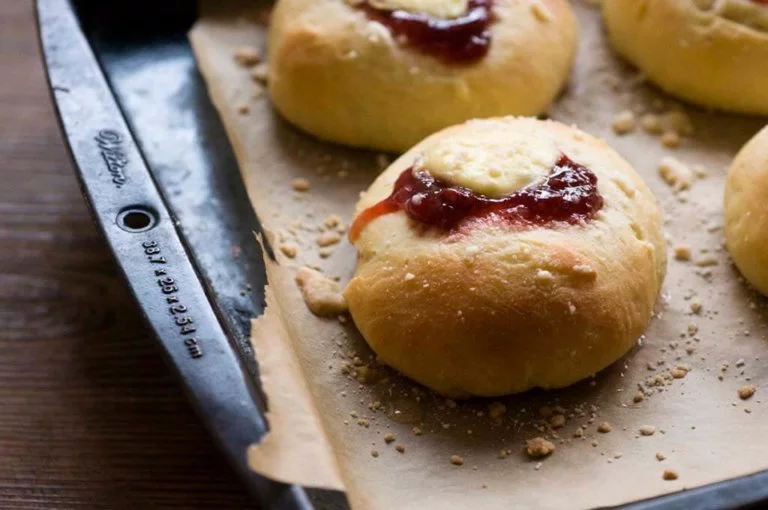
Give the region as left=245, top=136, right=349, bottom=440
left=292, top=177, right=311, bottom=192
left=316, top=231, right=342, bottom=247
left=450, top=455, right=465, bottom=466
left=295, top=267, right=348, bottom=317
left=488, top=401, right=507, bottom=419
left=612, top=110, right=636, bottom=135
left=525, top=437, right=555, bottom=459
left=598, top=422, right=612, bottom=433
left=663, top=469, right=679, bottom=481
left=738, top=384, right=757, bottom=400
left=250, top=62, right=269, bottom=83
left=279, top=242, right=298, bottom=259
left=658, top=157, right=694, bottom=192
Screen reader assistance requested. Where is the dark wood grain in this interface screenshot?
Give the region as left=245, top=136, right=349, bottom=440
left=0, top=2, right=255, bottom=508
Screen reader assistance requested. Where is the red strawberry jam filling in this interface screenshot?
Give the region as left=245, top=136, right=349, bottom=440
left=357, top=0, right=494, bottom=64
left=349, top=155, right=604, bottom=241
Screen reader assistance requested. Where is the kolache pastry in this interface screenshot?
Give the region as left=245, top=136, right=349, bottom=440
left=603, top=0, right=768, bottom=116
left=724, top=125, right=768, bottom=296
left=267, top=0, right=578, bottom=153
left=344, top=117, right=667, bottom=397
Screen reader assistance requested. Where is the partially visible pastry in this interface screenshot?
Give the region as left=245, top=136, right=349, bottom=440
left=344, top=117, right=667, bottom=397
left=268, top=0, right=578, bottom=152
left=603, top=0, right=768, bottom=115
left=724, top=126, right=768, bottom=295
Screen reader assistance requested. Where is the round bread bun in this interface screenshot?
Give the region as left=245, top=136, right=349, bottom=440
left=724, top=125, right=768, bottom=295
left=344, top=117, right=667, bottom=397
left=603, top=0, right=768, bottom=116
left=267, top=0, right=578, bottom=153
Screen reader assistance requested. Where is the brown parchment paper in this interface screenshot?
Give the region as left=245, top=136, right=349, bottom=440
left=189, top=2, right=768, bottom=508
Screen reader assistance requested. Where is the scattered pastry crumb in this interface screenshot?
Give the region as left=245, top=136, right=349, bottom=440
left=295, top=267, right=348, bottom=317
left=450, top=455, right=465, bottom=466
left=738, top=384, right=757, bottom=400
left=549, top=414, right=566, bottom=429
left=292, top=178, right=311, bottom=192
left=237, top=103, right=250, bottom=115
left=693, top=164, right=708, bottom=178
left=316, top=231, right=341, bottom=247
left=395, top=444, right=406, bottom=453
left=639, top=425, right=656, bottom=436
left=411, top=426, right=423, bottom=436
left=690, top=299, right=702, bottom=314
left=661, top=131, right=681, bottom=148
left=641, top=113, right=663, bottom=135
left=633, top=391, right=645, bottom=403
left=383, top=432, right=395, bottom=444
left=663, top=469, right=679, bottom=481
left=694, top=255, right=718, bottom=267
left=674, top=246, right=692, bottom=261
left=612, top=110, right=636, bottom=135
left=574, top=427, right=585, bottom=438
left=324, top=214, right=343, bottom=229
left=656, top=452, right=666, bottom=461
left=663, top=109, right=694, bottom=135
left=658, top=157, right=693, bottom=192
left=279, top=242, right=298, bottom=259
left=370, top=449, right=379, bottom=458
left=598, top=422, right=612, bottom=433
left=234, top=45, right=261, bottom=66
left=525, top=437, right=555, bottom=459
left=250, top=62, right=269, bottom=83
left=488, top=402, right=507, bottom=419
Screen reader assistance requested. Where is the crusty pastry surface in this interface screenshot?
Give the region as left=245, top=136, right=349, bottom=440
left=268, top=0, right=578, bottom=152
left=344, top=117, right=667, bottom=397
left=603, top=0, right=768, bottom=115
left=725, top=125, right=768, bottom=296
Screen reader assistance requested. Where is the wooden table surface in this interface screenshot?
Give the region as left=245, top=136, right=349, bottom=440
left=0, top=2, right=255, bottom=507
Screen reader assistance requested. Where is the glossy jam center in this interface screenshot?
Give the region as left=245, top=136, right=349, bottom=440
left=349, top=155, right=604, bottom=240
left=359, top=0, right=493, bottom=64
left=752, top=0, right=768, bottom=5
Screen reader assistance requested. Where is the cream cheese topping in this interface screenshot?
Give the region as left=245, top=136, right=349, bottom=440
left=347, top=0, right=469, bottom=19
left=417, top=128, right=558, bottom=197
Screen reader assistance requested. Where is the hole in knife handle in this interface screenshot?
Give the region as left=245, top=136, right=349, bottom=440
left=117, top=206, right=157, bottom=233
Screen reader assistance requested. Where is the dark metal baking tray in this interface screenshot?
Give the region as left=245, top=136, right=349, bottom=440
left=35, top=0, right=768, bottom=508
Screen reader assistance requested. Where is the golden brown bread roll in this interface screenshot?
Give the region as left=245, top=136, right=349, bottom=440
left=344, top=117, right=667, bottom=397
left=603, top=0, right=768, bottom=116
left=267, top=0, right=578, bottom=152
left=724, top=125, right=768, bottom=295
